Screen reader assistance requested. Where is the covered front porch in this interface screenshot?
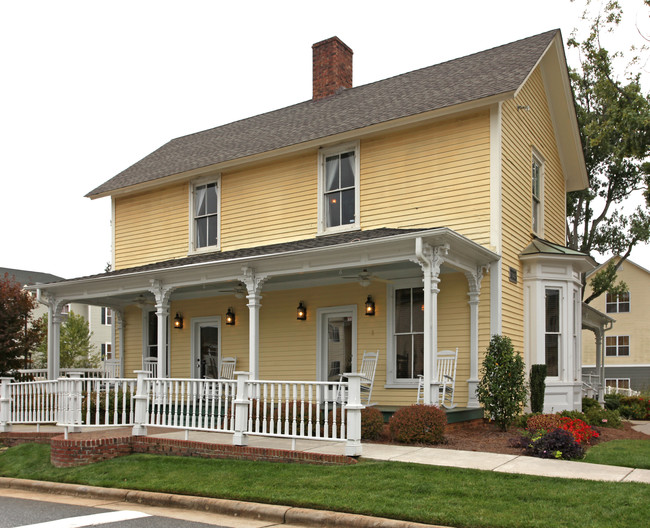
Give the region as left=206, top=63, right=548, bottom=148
left=32, top=228, right=498, bottom=411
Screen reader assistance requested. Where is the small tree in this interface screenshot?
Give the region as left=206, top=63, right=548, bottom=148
left=0, top=273, right=44, bottom=376
left=34, top=312, right=99, bottom=369
left=477, top=335, right=528, bottom=431
left=530, top=364, right=547, bottom=414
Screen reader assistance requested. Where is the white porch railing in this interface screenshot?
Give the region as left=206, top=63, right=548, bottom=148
left=16, top=367, right=119, bottom=381
left=145, top=378, right=236, bottom=432
left=0, top=372, right=364, bottom=455
left=605, top=385, right=640, bottom=397
left=247, top=380, right=347, bottom=440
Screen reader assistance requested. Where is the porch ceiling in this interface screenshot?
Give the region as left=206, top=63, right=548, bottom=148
left=33, top=227, right=499, bottom=307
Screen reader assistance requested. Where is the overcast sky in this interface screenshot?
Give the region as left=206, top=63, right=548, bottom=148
left=1, top=0, right=648, bottom=279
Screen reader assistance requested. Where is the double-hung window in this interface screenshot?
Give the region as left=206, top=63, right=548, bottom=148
left=606, top=292, right=630, bottom=313
left=318, top=142, right=360, bottom=233
left=606, top=335, right=630, bottom=357
left=192, top=178, right=220, bottom=251
left=101, top=307, right=112, bottom=325
left=545, top=288, right=560, bottom=377
left=532, top=152, right=544, bottom=235
left=394, top=287, right=425, bottom=380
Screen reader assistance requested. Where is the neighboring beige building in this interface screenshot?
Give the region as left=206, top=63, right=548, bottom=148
left=582, top=257, right=650, bottom=392
left=0, top=267, right=113, bottom=368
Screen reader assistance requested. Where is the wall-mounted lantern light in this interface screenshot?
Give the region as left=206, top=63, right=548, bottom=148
left=173, top=313, right=184, bottom=329
left=297, top=302, right=307, bottom=321
left=225, top=308, right=235, bottom=326
left=365, top=295, right=376, bottom=316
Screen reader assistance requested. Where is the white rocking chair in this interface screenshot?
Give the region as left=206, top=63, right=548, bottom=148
left=219, top=357, right=237, bottom=380
left=416, top=348, right=458, bottom=408
left=337, top=350, right=379, bottom=405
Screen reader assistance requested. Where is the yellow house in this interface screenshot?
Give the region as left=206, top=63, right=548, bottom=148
left=35, top=31, right=594, bottom=413
left=582, top=257, right=650, bottom=393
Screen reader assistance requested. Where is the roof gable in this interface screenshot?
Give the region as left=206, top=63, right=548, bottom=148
left=87, top=30, right=565, bottom=198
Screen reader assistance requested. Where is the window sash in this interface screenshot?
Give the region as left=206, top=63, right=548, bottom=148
left=605, top=335, right=630, bottom=356
left=545, top=289, right=560, bottom=377
left=394, top=287, right=424, bottom=380
left=606, top=292, right=630, bottom=313
left=321, top=148, right=357, bottom=231
left=193, top=181, right=219, bottom=249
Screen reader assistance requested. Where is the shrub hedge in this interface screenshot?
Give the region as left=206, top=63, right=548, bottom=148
left=388, top=404, right=446, bottom=444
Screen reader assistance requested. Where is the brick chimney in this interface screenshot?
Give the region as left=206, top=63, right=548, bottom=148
left=312, top=37, right=353, bottom=100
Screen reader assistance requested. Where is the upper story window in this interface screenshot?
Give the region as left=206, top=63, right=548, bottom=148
left=532, top=152, right=544, bottom=235
left=606, top=291, right=630, bottom=313
left=191, top=177, right=220, bottom=251
left=606, top=335, right=630, bottom=356
left=101, top=307, right=112, bottom=325
left=318, top=142, right=360, bottom=234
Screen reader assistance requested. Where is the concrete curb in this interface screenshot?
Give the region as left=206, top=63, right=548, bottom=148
left=0, top=477, right=439, bottom=528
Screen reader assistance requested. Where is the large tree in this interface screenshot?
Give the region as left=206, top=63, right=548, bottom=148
left=0, top=273, right=44, bottom=376
left=566, top=0, right=650, bottom=302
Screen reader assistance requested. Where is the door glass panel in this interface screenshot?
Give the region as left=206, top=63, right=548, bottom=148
left=326, top=316, right=352, bottom=382
left=147, top=311, right=158, bottom=358
left=199, top=326, right=219, bottom=379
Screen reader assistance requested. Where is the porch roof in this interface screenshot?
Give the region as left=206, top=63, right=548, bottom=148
left=31, top=227, right=499, bottom=306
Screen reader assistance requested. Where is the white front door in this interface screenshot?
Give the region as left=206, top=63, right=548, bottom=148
left=317, top=306, right=357, bottom=382
left=191, top=317, right=221, bottom=379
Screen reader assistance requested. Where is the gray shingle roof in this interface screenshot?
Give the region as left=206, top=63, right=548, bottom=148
left=0, top=267, right=64, bottom=286
left=87, top=30, right=559, bottom=197
left=56, top=227, right=431, bottom=283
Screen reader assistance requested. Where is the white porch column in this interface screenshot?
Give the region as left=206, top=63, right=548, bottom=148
left=465, top=266, right=487, bottom=408
left=415, top=239, right=447, bottom=405
left=113, top=309, right=125, bottom=378
left=240, top=267, right=268, bottom=380
left=150, top=280, right=174, bottom=378
left=595, top=330, right=604, bottom=403
left=46, top=299, right=66, bottom=380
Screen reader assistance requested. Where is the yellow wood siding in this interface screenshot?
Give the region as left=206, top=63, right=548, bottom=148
left=120, top=274, right=479, bottom=407
left=114, top=183, right=189, bottom=269
left=582, top=259, right=650, bottom=367
left=361, top=112, right=491, bottom=245
left=221, top=153, right=317, bottom=250
left=501, top=67, right=567, bottom=352
left=112, top=112, right=492, bottom=269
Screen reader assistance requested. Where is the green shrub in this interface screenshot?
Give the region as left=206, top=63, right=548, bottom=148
left=604, top=393, right=623, bottom=411
left=582, top=397, right=600, bottom=412
left=514, top=412, right=536, bottom=429
left=585, top=407, right=622, bottom=428
left=618, top=397, right=648, bottom=420
left=560, top=410, right=587, bottom=422
left=477, top=335, right=528, bottom=431
left=361, top=407, right=385, bottom=440
left=81, top=389, right=132, bottom=425
left=529, top=364, right=547, bottom=413
left=388, top=404, right=446, bottom=444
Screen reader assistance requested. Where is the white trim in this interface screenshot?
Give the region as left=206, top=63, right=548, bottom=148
left=583, top=363, right=650, bottom=368
left=532, top=148, right=545, bottom=237
left=317, top=141, right=360, bottom=235
left=489, top=103, right=503, bottom=254
left=111, top=198, right=116, bottom=271
left=190, top=316, right=221, bottom=379
left=188, top=174, right=222, bottom=254
left=316, top=305, right=357, bottom=382
left=385, top=278, right=425, bottom=387
left=490, top=259, right=502, bottom=335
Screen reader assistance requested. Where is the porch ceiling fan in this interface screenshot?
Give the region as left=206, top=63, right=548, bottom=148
left=214, top=282, right=247, bottom=298
left=130, top=294, right=155, bottom=308
left=339, top=268, right=389, bottom=287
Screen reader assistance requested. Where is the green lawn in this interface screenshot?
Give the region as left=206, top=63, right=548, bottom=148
left=584, top=440, right=650, bottom=470
left=1, top=443, right=649, bottom=528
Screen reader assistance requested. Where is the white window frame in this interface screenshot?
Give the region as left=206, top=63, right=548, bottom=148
left=386, top=279, right=425, bottom=387
left=605, top=378, right=631, bottom=390
left=101, top=307, right=112, bottom=325
left=544, top=287, right=562, bottom=378
left=532, top=150, right=544, bottom=236
left=605, top=335, right=630, bottom=357
left=606, top=291, right=631, bottom=313
left=317, top=141, right=360, bottom=235
left=101, top=342, right=112, bottom=361
left=189, top=174, right=221, bottom=253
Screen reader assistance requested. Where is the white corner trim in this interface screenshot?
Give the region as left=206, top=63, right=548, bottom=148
left=111, top=198, right=116, bottom=271
left=489, top=103, right=502, bottom=254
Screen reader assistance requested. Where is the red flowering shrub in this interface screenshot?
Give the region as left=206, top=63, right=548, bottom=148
left=388, top=404, right=446, bottom=444
left=526, top=413, right=563, bottom=432
left=558, top=416, right=599, bottom=445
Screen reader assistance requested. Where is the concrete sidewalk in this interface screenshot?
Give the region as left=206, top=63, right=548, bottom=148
left=147, top=421, right=650, bottom=484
